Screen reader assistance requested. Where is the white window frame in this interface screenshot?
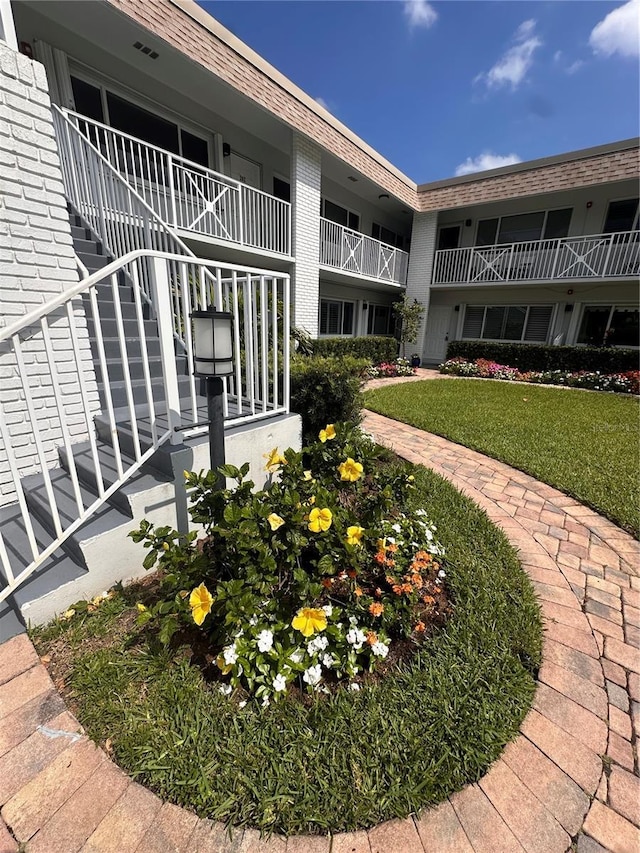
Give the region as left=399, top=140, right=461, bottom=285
left=319, top=298, right=356, bottom=337
left=68, top=63, right=215, bottom=167
left=575, top=303, right=640, bottom=349
left=475, top=206, right=573, bottom=246
left=0, top=0, right=18, bottom=50
left=461, top=304, right=555, bottom=344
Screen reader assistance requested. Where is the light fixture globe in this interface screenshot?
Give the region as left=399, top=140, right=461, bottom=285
left=191, top=307, right=233, bottom=378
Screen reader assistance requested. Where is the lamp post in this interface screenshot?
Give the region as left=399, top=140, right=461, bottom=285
left=191, top=306, right=234, bottom=490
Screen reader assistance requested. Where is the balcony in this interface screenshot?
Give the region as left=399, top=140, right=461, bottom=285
left=320, top=218, right=409, bottom=285
left=432, top=231, right=640, bottom=286
left=63, top=109, right=291, bottom=257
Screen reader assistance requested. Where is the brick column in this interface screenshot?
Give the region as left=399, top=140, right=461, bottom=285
left=0, top=43, right=98, bottom=505
left=404, top=211, right=438, bottom=359
left=291, top=133, right=321, bottom=337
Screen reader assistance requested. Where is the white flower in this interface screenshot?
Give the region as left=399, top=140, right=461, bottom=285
left=223, top=644, right=238, bottom=665
left=348, top=682, right=361, bottom=692
left=348, top=615, right=358, bottom=626
left=391, top=523, right=402, bottom=533
left=261, top=697, right=270, bottom=708
left=346, top=628, right=366, bottom=650
left=303, top=664, right=322, bottom=686
left=387, top=536, right=395, bottom=544
left=321, top=653, right=334, bottom=669
left=257, top=629, right=274, bottom=653
left=371, top=641, right=389, bottom=658
left=307, top=635, right=329, bottom=655
left=249, top=614, right=259, bottom=626
left=322, top=604, right=333, bottom=617
left=238, top=700, right=247, bottom=709
left=218, top=683, right=233, bottom=696
left=438, top=569, right=446, bottom=578
left=290, top=650, right=303, bottom=664
left=273, top=673, right=287, bottom=692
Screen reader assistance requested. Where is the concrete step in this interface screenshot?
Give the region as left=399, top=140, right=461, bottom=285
left=70, top=225, right=92, bottom=242
left=102, top=336, right=162, bottom=359
left=74, top=237, right=104, bottom=257
left=95, top=354, right=186, bottom=384
left=77, top=252, right=110, bottom=272
left=86, top=315, right=158, bottom=340
left=81, top=293, right=145, bottom=322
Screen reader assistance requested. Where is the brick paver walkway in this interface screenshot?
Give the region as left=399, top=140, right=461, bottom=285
left=0, top=406, right=638, bottom=852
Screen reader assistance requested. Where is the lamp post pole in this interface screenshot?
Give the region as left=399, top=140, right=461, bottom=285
left=206, top=375, right=226, bottom=491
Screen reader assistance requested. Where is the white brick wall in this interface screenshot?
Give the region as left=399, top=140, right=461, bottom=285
left=0, top=43, right=99, bottom=506
left=405, top=212, right=438, bottom=358
left=291, top=133, right=322, bottom=337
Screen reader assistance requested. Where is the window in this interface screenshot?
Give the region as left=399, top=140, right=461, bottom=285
left=577, top=306, right=639, bottom=347
left=372, top=223, right=405, bottom=249
left=322, top=199, right=360, bottom=231
left=476, top=208, right=572, bottom=246
left=437, top=225, right=461, bottom=250
left=319, top=300, right=354, bottom=336
left=273, top=176, right=291, bottom=202
left=70, top=76, right=104, bottom=123
left=367, top=304, right=394, bottom=336
left=603, top=199, right=639, bottom=234
left=462, top=305, right=554, bottom=342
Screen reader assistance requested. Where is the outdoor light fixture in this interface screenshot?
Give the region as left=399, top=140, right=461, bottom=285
left=191, top=307, right=234, bottom=488
left=222, top=142, right=231, bottom=157
left=378, top=193, right=389, bottom=200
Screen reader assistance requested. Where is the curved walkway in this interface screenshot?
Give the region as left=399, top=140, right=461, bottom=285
left=0, top=411, right=638, bottom=852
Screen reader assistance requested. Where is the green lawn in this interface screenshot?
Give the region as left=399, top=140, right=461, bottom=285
left=364, top=379, right=640, bottom=539
left=32, top=463, right=541, bottom=835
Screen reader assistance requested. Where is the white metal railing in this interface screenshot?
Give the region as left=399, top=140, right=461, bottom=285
left=319, top=218, right=409, bottom=285
left=433, top=231, right=640, bottom=285
left=0, top=250, right=290, bottom=605
left=62, top=109, right=291, bottom=256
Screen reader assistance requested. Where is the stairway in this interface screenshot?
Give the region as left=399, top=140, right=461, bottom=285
left=0, top=208, right=195, bottom=641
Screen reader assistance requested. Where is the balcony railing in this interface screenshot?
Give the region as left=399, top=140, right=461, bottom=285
left=320, top=218, right=409, bottom=285
left=63, top=109, right=291, bottom=257
left=433, top=231, right=640, bottom=285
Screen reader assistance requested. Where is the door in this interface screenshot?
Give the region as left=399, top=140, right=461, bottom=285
left=437, top=225, right=461, bottom=250
left=423, top=306, right=453, bottom=363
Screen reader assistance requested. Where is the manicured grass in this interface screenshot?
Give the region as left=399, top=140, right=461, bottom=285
left=32, top=463, right=541, bottom=835
left=364, top=378, right=640, bottom=538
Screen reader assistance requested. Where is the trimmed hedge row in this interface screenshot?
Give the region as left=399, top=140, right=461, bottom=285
left=446, top=341, right=639, bottom=373
left=290, top=355, right=368, bottom=442
left=312, top=336, right=398, bottom=363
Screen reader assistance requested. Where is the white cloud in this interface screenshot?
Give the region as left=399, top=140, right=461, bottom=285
left=589, top=0, right=640, bottom=59
left=404, top=0, right=437, bottom=30
left=476, top=19, right=542, bottom=90
left=566, top=60, right=585, bottom=75
left=315, top=97, right=330, bottom=111
left=553, top=50, right=563, bottom=63
left=455, top=152, right=522, bottom=177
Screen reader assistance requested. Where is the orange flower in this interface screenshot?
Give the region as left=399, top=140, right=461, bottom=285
left=354, top=586, right=363, bottom=597
left=422, top=594, right=435, bottom=605
left=374, top=552, right=387, bottom=565
left=374, top=587, right=383, bottom=598
left=409, top=573, right=423, bottom=588
left=415, top=621, right=426, bottom=633
left=366, top=631, right=378, bottom=645
left=415, top=551, right=432, bottom=563
left=321, top=577, right=333, bottom=589
left=385, top=575, right=396, bottom=585
left=369, top=602, right=384, bottom=617
left=347, top=569, right=357, bottom=579
left=392, top=584, right=404, bottom=596
left=402, top=583, right=413, bottom=594
left=387, top=543, right=398, bottom=553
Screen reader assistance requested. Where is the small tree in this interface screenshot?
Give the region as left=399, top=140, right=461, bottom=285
left=392, top=295, right=425, bottom=358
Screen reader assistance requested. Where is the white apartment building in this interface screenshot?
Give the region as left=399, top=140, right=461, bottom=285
left=0, top=0, right=637, bottom=634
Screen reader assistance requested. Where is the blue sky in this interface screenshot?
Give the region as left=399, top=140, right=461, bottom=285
left=200, top=0, right=639, bottom=182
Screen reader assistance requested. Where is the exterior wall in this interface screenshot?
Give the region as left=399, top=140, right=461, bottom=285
left=291, top=133, right=322, bottom=336
left=318, top=279, right=397, bottom=337
left=0, top=42, right=98, bottom=506
left=435, top=179, right=639, bottom=247
left=404, top=212, right=438, bottom=358
left=419, top=144, right=638, bottom=212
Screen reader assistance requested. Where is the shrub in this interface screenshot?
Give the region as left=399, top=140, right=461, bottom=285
left=366, top=357, right=416, bottom=379
left=130, top=423, right=447, bottom=703
left=447, top=340, right=639, bottom=373
left=290, top=355, right=367, bottom=441
left=312, top=335, right=398, bottom=363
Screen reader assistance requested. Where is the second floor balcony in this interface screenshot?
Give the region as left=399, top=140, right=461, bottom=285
left=64, top=110, right=291, bottom=257
left=432, top=231, right=640, bottom=286
left=320, top=218, right=409, bottom=286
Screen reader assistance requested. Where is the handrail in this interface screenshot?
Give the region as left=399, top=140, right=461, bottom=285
left=320, top=216, right=409, bottom=258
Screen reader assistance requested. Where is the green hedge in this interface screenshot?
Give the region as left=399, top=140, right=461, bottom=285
left=290, top=355, right=368, bottom=441
left=446, top=341, right=639, bottom=373
left=312, top=336, right=398, bottom=363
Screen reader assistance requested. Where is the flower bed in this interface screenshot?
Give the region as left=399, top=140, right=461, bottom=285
left=365, top=357, right=416, bottom=379
left=440, top=357, right=639, bottom=394
left=132, top=423, right=448, bottom=704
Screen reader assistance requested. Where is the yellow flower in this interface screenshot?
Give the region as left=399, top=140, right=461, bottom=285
left=189, top=583, right=213, bottom=626
left=303, top=470, right=313, bottom=481
left=345, top=525, right=365, bottom=546
left=308, top=507, right=332, bottom=532
left=264, top=447, right=287, bottom=473
left=136, top=603, right=147, bottom=613
left=267, top=512, right=285, bottom=531
left=292, top=607, right=327, bottom=637
left=319, top=424, right=336, bottom=443
left=162, top=542, right=170, bottom=551
left=338, top=458, right=363, bottom=482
